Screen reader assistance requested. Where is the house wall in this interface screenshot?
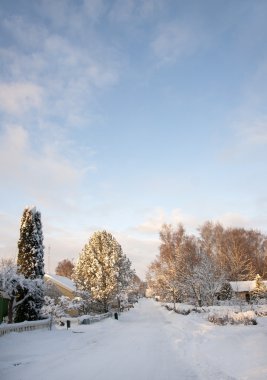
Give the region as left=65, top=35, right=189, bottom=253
left=234, top=291, right=248, bottom=300
left=49, top=282, right=74, bottom=299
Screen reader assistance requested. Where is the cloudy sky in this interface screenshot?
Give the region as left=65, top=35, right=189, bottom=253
left=1, top=0, right=267, bottom=279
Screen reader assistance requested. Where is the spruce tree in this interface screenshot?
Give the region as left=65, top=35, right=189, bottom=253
left=16, top=206, right=45, bottom=322
left=17, top=207, right=44, bottom=279
left=73, top=230, right=134, bottom=312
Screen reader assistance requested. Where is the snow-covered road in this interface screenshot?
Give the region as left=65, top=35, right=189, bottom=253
left=1, top=298, right=266, bottom=380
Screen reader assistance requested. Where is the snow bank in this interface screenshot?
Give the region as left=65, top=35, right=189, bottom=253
left=0, top=299, right=266, bottom=380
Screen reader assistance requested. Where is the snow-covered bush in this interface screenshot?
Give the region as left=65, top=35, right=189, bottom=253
left=41, top=296, right=67, bottom=320
left=165, top=303, right=204, bottom=315
left=41, top=292, right=93, bottom=322
left=0, top=259, right=44, bottom=323
left=256, top=310, right=267, bottom=316
left=208, top=310, right=257, bottom=325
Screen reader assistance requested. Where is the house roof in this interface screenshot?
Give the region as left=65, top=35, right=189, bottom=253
left=230, top=280, right=267, bottom=292
left=0, top=291, right=10, bottom=300
left=44, top=273, right=76, bottom=293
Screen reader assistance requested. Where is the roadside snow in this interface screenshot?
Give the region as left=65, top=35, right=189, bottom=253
left=0, top=298, right=266, bottom=380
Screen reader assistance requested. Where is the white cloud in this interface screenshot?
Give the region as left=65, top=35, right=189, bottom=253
left=109, top=0, right=135, bottom=22
left=0, top=9, right=121, bottom=129
left=151, top=22, right=201, bottom=65
left=0, top=213, right=19, bottom=259
left=235, top=117, right=267, bottom=147
left=83, top=0, right=107, bottom=22
left=216, top=212, right=267, bottom=233
left=138, top=0, right=165, bottom=19
left=216, top=212, right=250, bottom=229
left=2, top=14, right=48, bottom=50
left=115, top=232, right=160, bottom=280
left=0, top=82, right=43, bottom=115
left=136, top=207, right=200, bottom=234
left=230, top=58, right=267, bottom=150
left=0, top=125, right=85, bottom=209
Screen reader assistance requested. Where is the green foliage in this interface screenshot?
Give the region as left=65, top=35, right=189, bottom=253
left=16, top=206, right=45, bottom=321
left=17, top=206, right=44, bottom=279
left=219, top=282, right=233, bottom=301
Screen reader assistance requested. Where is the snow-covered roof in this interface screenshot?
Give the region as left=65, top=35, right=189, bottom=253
left=0, top=291, right=10, bottom=299
left=44, top=273, right=76, bottom=293
left=230, top=281, right=267, bottom=292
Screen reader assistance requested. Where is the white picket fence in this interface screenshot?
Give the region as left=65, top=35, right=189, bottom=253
left=77, top=311, right=112, bottom=325
left=0, top=312, right=112, bottom=336
left=0, top=318, right=51, bottom=337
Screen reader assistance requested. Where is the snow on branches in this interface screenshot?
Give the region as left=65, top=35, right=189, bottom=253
left=17, top=206, right=44, bottom=279
left=0, top=259, right=44, bottom=323
left=16, top=206, right=45, bottom=322
left=73, top=231, right=135, bottom=312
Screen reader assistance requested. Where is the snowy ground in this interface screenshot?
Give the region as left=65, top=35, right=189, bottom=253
left=1, top=298, right=267, bottom=380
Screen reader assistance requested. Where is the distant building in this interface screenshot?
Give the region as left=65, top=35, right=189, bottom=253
left=230, top=280, right=267, bottom=302
left=44, top=273, right=76, bottom=299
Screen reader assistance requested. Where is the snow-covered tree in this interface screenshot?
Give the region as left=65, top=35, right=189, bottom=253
left=70, top=292, right=92, bottom=315
left=17, top=206, right=44, bottom=279
left=219, top=282, right=233, bottom=301
left=147, top=224, right=226, bottom=307
left=251, top=274, right=267, bottom=302
left=73, top=231, right=134, bottom=312
left=41, top=293, right=92, bottom=322
left=41, top=296, right=62, bottom=320
left=180, top=251, right=226, bottom=307
left=16, top=206, right=45, bottom=322
left=0, top=259, right=43, bottom=323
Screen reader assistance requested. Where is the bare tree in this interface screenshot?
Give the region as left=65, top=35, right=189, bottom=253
left=55, top=259, right=74, bottom=279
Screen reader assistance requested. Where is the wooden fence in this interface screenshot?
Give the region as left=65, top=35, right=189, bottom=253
left=0, top=318, right=51, bottom=337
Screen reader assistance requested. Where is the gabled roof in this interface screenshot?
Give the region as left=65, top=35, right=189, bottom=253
left=44, top=273, right=76, bottom=293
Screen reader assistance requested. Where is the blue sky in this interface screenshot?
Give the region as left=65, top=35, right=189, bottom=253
left=1, top=0, right=267, bottom=279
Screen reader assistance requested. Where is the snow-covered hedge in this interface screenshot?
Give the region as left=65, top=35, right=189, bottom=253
left=208, top=310, right=257, bottom=325
left=255, top=309, right=267, bottom=317
left=164, top=303, right=204, bottom=315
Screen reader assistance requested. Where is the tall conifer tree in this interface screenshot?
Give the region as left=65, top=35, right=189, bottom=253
left=16, top=206, right=45, bottom=321
left=17, top=207, right=44, bottom=279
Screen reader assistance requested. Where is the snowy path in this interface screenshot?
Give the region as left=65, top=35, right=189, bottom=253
left=1, top=299, right=267, bottom=380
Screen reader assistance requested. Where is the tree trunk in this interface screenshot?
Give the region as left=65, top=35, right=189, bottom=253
left=172, top=290, right=176, bottom=311
left=8, top=297, right=14, bottom=324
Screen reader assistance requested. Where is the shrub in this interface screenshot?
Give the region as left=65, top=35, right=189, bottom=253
left=208, top=310, right=257, bottom=325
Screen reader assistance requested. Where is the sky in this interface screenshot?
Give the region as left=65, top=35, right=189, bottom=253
left=1, top=0, right=267, bottom=280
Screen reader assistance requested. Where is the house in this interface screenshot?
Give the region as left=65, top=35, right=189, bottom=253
left=230, top=280, right=267, bottom=302
left=0, top=291, right=10, bottom=323
left=44, top=274, right=76, bottom=299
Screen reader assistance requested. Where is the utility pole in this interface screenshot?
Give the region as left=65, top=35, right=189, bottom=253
left=47, top=245, right=51, bottom=274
